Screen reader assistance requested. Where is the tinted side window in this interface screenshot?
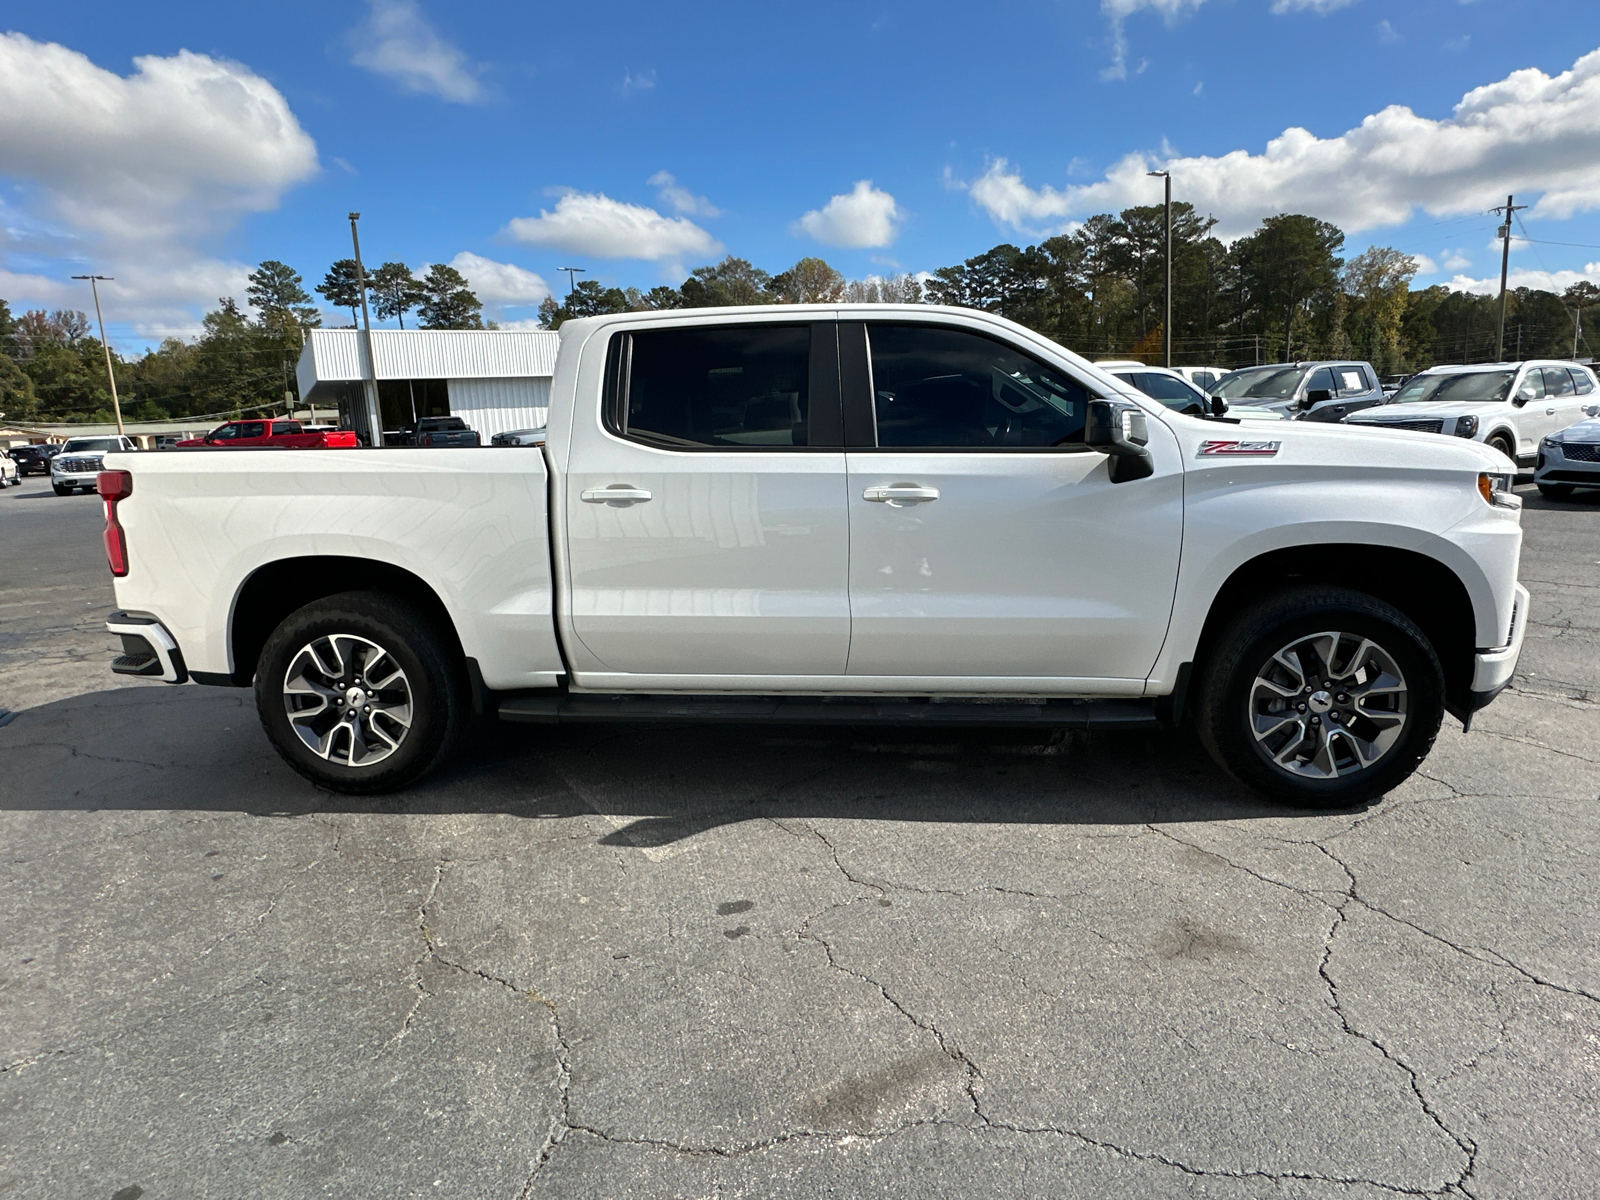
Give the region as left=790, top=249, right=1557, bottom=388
left=276, top=420, right=303, bottom=434
left=1335, top=366, right=1369, bottom=396
left=1573, top=369, right=1596, bottom=396
left=622, top=325, right=811, bottom=447
left=868, top=324, right=1089, bottom=448
left=211, top=424, right=238, bottom=440
left=1517, top=371, right=1545, bottom=400
left=1305, top=367, right=1336, bottom=396
left=237, top=422, right=267, bottom=438
left=1542, top=367, right=1576, bottom=397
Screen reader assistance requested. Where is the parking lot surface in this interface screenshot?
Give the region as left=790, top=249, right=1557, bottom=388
left=2, top=471, right=1597, bottom=1199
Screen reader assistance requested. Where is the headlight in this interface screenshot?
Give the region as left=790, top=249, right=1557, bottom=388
left=1453, top=415, right=1479, bottom=438
left=1477, top=472, right=1517, bottom=508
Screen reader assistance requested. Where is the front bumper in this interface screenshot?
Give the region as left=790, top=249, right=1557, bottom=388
left=1465, top=582, right=1529, bottom=712
left=1535, top=442, right=1600, bottom=487
left=52, top=472, right=100, bottom=489
left=107, top=611, right=188, bottom=683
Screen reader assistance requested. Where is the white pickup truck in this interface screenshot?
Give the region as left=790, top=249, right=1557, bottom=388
left=99, top=305, right=1529, bottom=807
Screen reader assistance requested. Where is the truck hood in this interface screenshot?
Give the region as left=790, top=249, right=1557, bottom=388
left=1347, top=400, right=1509, bottom=423
left=1162, top=409, right=1510, bottom=474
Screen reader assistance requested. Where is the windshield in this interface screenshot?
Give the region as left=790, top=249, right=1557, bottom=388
left=1213, top=367, right=1306, bottom=400
left=1391, top=370, right=1515, bottom=404
left=61, top=438, right=121, bottom=453
left=1113, top=371, right=1206, bottom=414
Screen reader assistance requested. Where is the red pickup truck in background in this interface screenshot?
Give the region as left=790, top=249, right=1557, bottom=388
left=175, top=419, right=358, bottom=449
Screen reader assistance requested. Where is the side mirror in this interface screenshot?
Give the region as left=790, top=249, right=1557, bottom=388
left=1302, top=388, right=1332, bottom=410
left=1512, top=392, right=1532, bottom=407
left=1585, top=403, right=1599, bottom=418
left=1085, top=400, right=1155, bottom=483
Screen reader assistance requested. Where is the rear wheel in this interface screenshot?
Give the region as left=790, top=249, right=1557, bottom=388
left=1537, top=482, right=1573, bottom=499
left=255, top=591, right=466, bottom=793
left=1196, top=586, right=1444, bottom=808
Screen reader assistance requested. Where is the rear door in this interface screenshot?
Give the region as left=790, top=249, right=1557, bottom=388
left=563, top=320, right=851, bottom=679
left=1543, top=366, right=1586, bottom=436
left=841, top=319, right=1183, bottom=685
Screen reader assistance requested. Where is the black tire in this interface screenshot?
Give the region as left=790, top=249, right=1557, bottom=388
left=1486, top=434, right=1516, bottom=463
left=1536, top=482, right=1573, bottom=499
left=52, top=484, right=70, bottom=496
left=254, top=591, right=466, bottom=793
left=1195, top=586, right=1445, bottom=808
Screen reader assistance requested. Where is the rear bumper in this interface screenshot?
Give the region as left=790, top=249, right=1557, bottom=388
left=1466, top=582, right=1529, bottom=710
left=106, top=611, right=188, bottom=684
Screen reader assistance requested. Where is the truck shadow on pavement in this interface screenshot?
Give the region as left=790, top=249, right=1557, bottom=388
left=0, top=683, right=1363, bottom=839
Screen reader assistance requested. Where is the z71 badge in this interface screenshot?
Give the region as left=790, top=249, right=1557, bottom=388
left=1198, top=439, right=1281, bottom=456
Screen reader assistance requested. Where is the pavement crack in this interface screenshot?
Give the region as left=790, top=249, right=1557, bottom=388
left=1314, top=850, right=1479, bottom=1197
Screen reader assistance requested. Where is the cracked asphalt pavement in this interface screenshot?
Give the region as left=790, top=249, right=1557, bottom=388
left=2, top=471, right=1598, bottom=1198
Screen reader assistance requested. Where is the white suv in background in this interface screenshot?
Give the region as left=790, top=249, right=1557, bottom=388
left=1346, top=360, right=1599, bottom=467
left=50, top=435, right=138, bottom=495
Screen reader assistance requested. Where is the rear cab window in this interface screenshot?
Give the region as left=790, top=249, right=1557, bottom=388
left=607, top=324, right=821, bottom=449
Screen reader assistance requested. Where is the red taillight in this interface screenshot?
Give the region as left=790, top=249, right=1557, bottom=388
left=98, top=470, right=132, bottom=576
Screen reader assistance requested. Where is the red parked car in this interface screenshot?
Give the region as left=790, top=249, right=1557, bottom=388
left=175, top=419, right=358, bottom=449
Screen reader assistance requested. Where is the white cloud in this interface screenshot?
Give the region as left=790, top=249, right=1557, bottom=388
left=448, top=252, right=550, bottom=306
left=1099, top=0, right=1206, bottom=80
left=1377, top=19, right=1402, bottom=43
left=505, top=192, right=722, bottom=260
left=1271, top=0, right=1358, bottom=12
left=0, top=33, right=318, bottom=340
left=350, top=0, right=484, bottom=103
left=620, top=69, right=655, bottom=96
left=1443, top=250, right=1473, bottom=270
left=794, top=180, right=902, bottom=248
left=647, top=171, right=721, bottom=217
left=1446, top=261, right=1600, bottom=295
left=967, top=47, right=1600, bottom=239
left=1411, top=253, right=1439, bottom=274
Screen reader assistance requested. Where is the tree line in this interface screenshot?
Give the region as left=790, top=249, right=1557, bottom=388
left=0, top=260, right=486, bottom=425
left=3, top=213, right=1596, bottom=426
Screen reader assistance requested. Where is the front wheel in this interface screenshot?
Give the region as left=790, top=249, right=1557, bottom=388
left=1537, top=482, right=1573, bottom=499
left=52, top=484, right=70, bottom=496
left=255, top=591, right=467, bottom=793
left=1195, top=586, right=1445, bottom=808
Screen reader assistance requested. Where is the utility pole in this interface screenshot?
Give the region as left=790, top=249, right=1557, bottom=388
left=71, top=275, right=124, bottom=436
left=1490, top=195, right=1526, bottom=362
left=558, top=266, right=586, bottom=294
left=1148, top=170, right=1173, bottom=368
left=348, top=214, right=383, bottom=445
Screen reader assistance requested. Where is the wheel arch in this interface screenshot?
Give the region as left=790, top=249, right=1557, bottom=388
left=227, top=556, right=466, bottom=686
left=1192, top=544, right=1479, bottom=719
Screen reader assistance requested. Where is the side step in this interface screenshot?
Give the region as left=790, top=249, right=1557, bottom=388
left=495, top=692, right=1158, bottom=730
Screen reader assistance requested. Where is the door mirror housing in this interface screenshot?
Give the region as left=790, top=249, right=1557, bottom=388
left=1302, top=388, right=1332, bottom=410
left=1085, top=400, right=1154, bottom=483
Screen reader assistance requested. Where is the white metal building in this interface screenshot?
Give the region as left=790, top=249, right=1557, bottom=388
left=295, top=328, right=558, bottom=442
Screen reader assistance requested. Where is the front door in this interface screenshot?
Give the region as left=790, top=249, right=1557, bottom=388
left=564, top=320, right=851, bottom=679
left=842, top=321, right=1184, bottom=684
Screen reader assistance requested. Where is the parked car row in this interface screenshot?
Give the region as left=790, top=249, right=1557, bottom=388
left=1107, top=355, right=1600, bottom=499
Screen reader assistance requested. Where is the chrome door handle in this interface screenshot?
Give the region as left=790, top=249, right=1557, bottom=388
left=1545, top=407, right=1556, bottom=415
left=863, top=484, right=939, bottom=505
left=581, top=485, right=652, bottom=505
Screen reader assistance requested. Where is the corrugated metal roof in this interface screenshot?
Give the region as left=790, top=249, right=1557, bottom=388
left=296, top=328, right=559, bottom=395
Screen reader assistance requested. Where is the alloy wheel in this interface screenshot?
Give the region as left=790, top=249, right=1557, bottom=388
left=1248, top=631, right=1408, bottom=779
left=282, top=634, right=413, bottom=766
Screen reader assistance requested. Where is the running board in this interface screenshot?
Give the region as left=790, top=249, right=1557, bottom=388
left=495, top=692, right=1158, bottom=730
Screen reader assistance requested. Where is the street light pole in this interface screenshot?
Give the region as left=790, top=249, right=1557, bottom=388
left=348, top=213, right=383, bottom=445
left=71, top=275, right=124, bottom=435
left=558, top=266, right=586, bottom=294
left=1147, top=171, right=1172, bottom=369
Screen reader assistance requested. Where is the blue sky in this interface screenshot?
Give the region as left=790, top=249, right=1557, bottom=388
left=2, top=0, right=1599, bottom=349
